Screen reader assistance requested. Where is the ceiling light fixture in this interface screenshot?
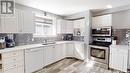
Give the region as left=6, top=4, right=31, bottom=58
left=106, top=5, right=112, bottom=8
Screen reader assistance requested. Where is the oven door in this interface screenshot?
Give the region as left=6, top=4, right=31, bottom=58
left=90, top=45, right=109, bottom=64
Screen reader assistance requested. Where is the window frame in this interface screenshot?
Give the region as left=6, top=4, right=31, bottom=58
left=33, top=15, right=56, bottom=37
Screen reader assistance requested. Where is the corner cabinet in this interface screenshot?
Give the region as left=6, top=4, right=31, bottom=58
left=0, top=9, right=34, bottom=33
left=66, top=42, right=74, bottom=57
left=57, top=19, right=74, bottom=34
left=92, top=14, right=112, bottom=29
left=109, top=45, right=128, bottom=72
left=74, top=42, right=85, bottom=60
left=73, top=19, right=86, bottom=36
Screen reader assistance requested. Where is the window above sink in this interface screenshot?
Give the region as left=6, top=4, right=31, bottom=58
left=33, top=13, right=56, bottom=37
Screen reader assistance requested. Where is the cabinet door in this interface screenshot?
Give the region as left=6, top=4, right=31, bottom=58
left=74, top=42, right=85, bottom=60
left=55, top=44, right=66, bottom=61
left=61, top=43, right=66, bottom=58
left=4, top=67, right=24, bottom=73
left=2, top=9, right=19, bottom=33
left=22, top=11, right=34, bottom=33
left=25, top=47, right=44, bottom=73
left=57, top=19, right=67, bottom=34
left=109, top=53, right=124, bottom=71
left=44, top=46, right=54, bottom=66
left=55, top=45, right=60, bottom=60
left=92, top=14, right=112, bottom=29
left=92, top=16, right=102, bottom=29
left=0, top=16, right=4, bottom=32
left=74, top=20, right=80, bottom=28
left=101, top=14, right=112, bottom=27
left=66, top=43, right=74, bottom=57
left=66, top=21, right=74, bottom=33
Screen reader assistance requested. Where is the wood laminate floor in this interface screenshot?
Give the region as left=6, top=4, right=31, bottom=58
left=35, top=58, right=125, bottom=73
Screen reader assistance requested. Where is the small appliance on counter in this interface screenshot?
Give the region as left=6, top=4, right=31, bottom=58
left=0, top=37, right=6, bottom=49
left=74, top=28, right=81, bottom=36
left=62, top=34, right=73, bottom=41
left=5, top=36, right=15, bottom=48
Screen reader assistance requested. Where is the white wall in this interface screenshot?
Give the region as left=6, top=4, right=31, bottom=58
left=112, top=10, right=130, bottom=29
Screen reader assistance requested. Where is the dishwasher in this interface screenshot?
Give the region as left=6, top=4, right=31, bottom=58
left=25, top=47, right=44, bottom=73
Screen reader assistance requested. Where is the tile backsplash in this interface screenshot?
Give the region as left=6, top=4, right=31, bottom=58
left=0, top=33, right=56, bottom=46
left=0, top=33, right=84, bottom=46
left=14, top=34, right=56, bottom=46
left=113, top=29, right=130, bottom=45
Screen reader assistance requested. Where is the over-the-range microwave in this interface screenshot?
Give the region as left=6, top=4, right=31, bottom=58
left=92, top=26, right=112, bottom=37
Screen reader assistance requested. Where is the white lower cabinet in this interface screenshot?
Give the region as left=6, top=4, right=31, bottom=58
left=55, top=44, right=63, bottom=61
left=25, top=47, right=44, bottom=73
left=1, top=42, right=85, bottom=73
left=74, top=42, right=85, bottom=60
left=66, top=43, right=74, bottom=57
left=2, top=50, right=24, bottom=73
left=55, top=44, right=66, bottom=61
left=4, top=67, right=24, bottom=73
left=44, top=46, right=55, bottom=66
left=109, top=46, right=128, bottom=72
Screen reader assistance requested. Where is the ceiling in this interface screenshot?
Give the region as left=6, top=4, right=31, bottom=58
left=15, top=0, right=130, bottom=16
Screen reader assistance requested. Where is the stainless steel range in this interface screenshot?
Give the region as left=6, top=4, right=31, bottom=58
left=90, top=27, right=112, bottom=68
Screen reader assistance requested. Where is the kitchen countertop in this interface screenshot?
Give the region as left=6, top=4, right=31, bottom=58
left=0, top=41, right=85, bottom=53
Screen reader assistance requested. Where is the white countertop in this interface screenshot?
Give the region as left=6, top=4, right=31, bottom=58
left=0, top=41, right=84, bottom=53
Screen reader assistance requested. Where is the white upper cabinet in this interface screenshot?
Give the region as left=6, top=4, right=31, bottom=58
left=57, top=19, right=74, bottom=34
left=0, top=9, right=20, bottom=33
left=73, top=19, right=86, bottom=36
left=66, top=21, right=74, bottom=33
left=74, top=19, right=85, bottom=28
left=57, top=19, right=67, bottom=34
left=92, top=14, right=112, bottom=29
left=112, top=10, right=130, bottom=29
left=20, top=10, right=35, bottom=33
left=0, top=9, right=34, bottom=33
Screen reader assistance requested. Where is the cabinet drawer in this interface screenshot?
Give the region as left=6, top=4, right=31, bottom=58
left=4, top=66, right=24, bottom=73
left=110, top=48, right=127, bottom=54
left=2, top=50, right=24, bottom=59
left=3, top=55, right=24, bottom=65
left=3, top=61, right=24, bottom=71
